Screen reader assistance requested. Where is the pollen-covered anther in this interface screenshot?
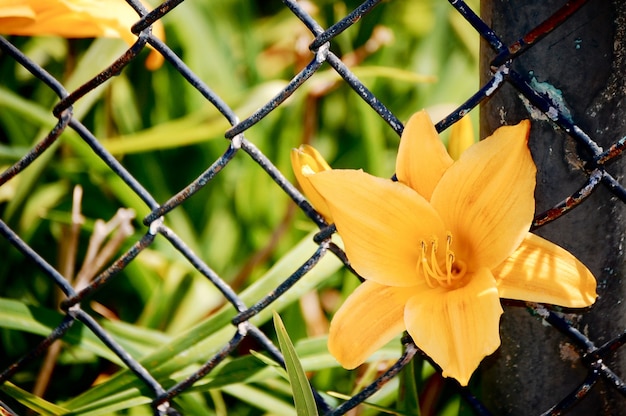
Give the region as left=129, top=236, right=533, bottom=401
left=418, top=233, right=465, bottom=289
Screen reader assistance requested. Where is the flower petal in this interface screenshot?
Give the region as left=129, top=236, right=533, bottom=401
left=431, top=120, right=535, bottom=271
left=309, top=169, right=446, bottom=287
left=69, top=0, right=166, bottom=70
left=0, top=4, right=35, bottom=19
left=0, top=0, right=165, bottom=69
left=396, top=110, right=453, bottom=200
left=290, top=146, right=333, bottom=221
left=494, top=233, right=597, bottom=307
left=328, top=281, right=414, bottom=369
left=447, top=114, right=475, bottom=160
left=404, top=267, right=503, bottom=386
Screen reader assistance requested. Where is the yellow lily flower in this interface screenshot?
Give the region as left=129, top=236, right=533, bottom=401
left=291, top=144, right=333, bottom=222
left=301, top=110, right=597, bottom=386
left=290, top=111, right=474, bottom=214
left=0, top=0, right=165, bottom=70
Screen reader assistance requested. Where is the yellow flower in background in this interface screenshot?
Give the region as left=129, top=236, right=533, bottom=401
left=447, top=114, right=474, bottom=160
left=291, top=144, right=333, bottom=222
left=296, top=110, right=597, bottom=386
left=0, top=0, right=165, bottom=69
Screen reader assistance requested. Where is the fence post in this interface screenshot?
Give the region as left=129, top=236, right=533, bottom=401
left=480, top=1, right=626, bottom=414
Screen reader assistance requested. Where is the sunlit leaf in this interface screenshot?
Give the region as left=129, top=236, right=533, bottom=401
left=0, top=382, right=69, bottom=416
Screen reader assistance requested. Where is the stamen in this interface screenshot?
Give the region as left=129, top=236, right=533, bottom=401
left=420, top=241, right=436, bottom=288
left=430, top=237, right=446, bottom=277
left=416, top=232, right=463, bottom=289
left=446, top=253, right=454, bottom=277
left=445, top=233, right=454, bottom=285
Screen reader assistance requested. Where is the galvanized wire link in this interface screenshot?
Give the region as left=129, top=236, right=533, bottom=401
left=1, top=0, right=626, bottom=415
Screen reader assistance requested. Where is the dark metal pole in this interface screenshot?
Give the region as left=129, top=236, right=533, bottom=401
left=480, top=1, right=626, bottom=414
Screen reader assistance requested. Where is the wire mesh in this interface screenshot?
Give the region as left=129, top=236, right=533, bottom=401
left=0, top=0, right=625, bottom=414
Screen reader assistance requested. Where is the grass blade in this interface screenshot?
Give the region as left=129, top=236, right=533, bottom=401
left=273, top=311, right=318, bottom=416
left=0, top=382, right=69, bottom=415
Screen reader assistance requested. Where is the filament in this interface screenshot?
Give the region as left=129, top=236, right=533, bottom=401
left=417, top=232, right=464, bottom=289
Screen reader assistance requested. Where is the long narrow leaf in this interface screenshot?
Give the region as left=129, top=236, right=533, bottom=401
left=0, top=382, right=69, bottom=415
left=273, top=311, right=318, bottom=416
left=398, top=357, right=421, bottom=416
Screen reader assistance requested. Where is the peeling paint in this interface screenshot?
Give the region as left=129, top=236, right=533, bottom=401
left=518, top=94, right=548, bottom=121
left=520, top=73, right=575, bottom=124
left=486, top=70, right=504, bottom=96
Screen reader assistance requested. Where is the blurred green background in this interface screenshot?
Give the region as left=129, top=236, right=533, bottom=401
left=0, top=0, right=479, bottom=414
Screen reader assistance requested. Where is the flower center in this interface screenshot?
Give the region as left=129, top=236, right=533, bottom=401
left=417, top=232, right=467, bottom=289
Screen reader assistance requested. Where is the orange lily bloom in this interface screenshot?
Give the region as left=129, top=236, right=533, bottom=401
left=293, top=110, right=597, bottom=386
left=0, top=0, right=165, bottom=69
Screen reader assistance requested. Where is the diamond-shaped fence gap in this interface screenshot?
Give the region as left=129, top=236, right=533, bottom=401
left=146, top=36, right=238, bottom=125
left=69, top=119, right=159, bottom=208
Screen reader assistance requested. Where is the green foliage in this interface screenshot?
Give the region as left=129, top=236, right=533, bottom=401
left=0, top=0, right=479, bottom=414
left=273, top=311, right=319, bottom=416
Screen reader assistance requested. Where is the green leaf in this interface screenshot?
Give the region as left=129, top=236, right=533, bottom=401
left=61, top=231, right=341, bottom=413
left=0, top=382, right=70, bottom=415
left=273, top=311, right=318, bottom=416
left=53, top=356, right=269, bottom=416
left=398, top=357, right=421, bottom=416
left=100, top=81, right=288, bottom=155
left=0, top=297, right=171, bottom=365
left=220, top=383, right=295, bottom=416
left=327, top=390, right=414, bottom=416
left=248, top=350, right=286, bottom=375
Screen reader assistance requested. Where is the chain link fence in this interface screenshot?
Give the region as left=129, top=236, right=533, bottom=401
left=1, top=0, right=625, bottom=414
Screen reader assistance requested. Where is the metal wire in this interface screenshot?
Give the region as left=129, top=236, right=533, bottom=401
left=1, top=0, right=625, bottom=415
